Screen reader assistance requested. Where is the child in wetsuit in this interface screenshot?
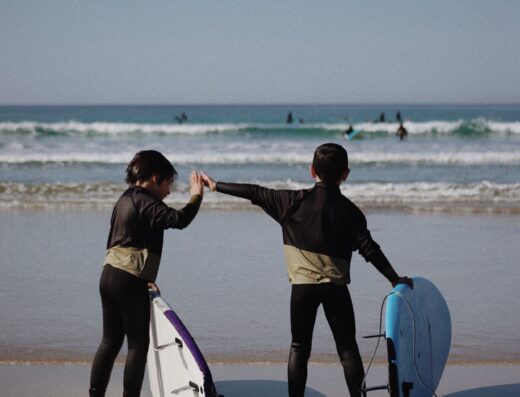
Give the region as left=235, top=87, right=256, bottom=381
left=89, top=150, right=205, bottom=397
left=201, top=143, right=412, bottom=397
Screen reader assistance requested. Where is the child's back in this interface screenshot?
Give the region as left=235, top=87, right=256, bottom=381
left=201, top=143, right=412, bottom=397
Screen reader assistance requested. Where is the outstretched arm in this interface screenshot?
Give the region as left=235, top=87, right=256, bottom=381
left=200, top=172, right=295, bottom=223
left=201, top=172, right=255, bottom=200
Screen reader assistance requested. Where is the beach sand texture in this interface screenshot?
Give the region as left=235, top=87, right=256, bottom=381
left=1, top=363, right=519, bottom=396
left=1, top=210, right=519, bottom=396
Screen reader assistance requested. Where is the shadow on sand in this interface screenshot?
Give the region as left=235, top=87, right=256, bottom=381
left=444, top=384, right=520, bottom=397
left=215, top=380, right=326, bottom=397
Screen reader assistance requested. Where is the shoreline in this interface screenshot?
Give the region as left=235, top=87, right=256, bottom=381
left=2, top=202, right=520, bottom=214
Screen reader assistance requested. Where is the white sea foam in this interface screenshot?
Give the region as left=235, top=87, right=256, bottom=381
left=316, top=119, right=520, bottom=134
left=487, top=121, right=520, bottom=134
left=1, top=181, right=518, bottom=211
left=342, top=181, right=520, bottom=203
left=1, top=150, right=519, bottom=165
left=325, top=120, right=465, bottom=134
left=1, top=119, right=520, bottom=135
left=0, top=121, right=248, bottom=135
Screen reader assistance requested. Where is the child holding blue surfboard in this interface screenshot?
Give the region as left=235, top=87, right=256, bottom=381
left=89, top=150, right=205, bottom=397
left=201, top=143, right=412, bottom=397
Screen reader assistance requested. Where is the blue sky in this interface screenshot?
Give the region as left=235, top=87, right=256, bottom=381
left=1, top=1, right=519, bottom=104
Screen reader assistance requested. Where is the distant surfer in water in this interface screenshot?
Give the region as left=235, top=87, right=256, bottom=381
left=378, top=112, right=385, bottom=122
left=343, top=124, right=354, bottom=138
left=287, top=111, right=294, bottom=124
left=89, top=151, right=205, bottom=397
left=396, top=122, right=408, bottom=140
left=396, top=111, right=402, bottom=123
left=201, top=144, right=412, bottom=397
left=174, top=112, right=188, bottom=124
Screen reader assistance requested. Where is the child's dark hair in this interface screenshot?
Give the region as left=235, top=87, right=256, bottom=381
left=312, top=143, right=349, bottom=184
left=125, top=150, right=177, bottom=185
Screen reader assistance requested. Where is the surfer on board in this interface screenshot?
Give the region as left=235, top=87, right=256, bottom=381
left=343, top=124, right=354, bottom=138
left=89, top=151, right=206, bottom=397
left=201, top=143, right=412, bottom=397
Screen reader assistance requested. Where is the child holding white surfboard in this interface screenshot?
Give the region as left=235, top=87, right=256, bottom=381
left=201, top=143, right=412, bottom=397
left=89, top=150, right=205, bottom=397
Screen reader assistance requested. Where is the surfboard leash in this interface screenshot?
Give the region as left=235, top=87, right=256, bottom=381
left=361, top=292, right=391, bottom=393
left=393, top=292, right=438, bottom=397
left=362, top=291, right=438, bottom=397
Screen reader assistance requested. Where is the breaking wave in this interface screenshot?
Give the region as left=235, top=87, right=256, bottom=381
left=1, top=181, right=518, bottom=212
left=1, top=150, right=519, bottom=165
left=1, top=119, right=520, bottom=137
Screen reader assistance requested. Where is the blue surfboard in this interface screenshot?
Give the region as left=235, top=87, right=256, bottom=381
left=385, top=277, right=451, bottom=397
left=346, top=129, right=363, bottom=140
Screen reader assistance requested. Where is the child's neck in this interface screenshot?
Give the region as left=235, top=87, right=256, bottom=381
left=315, top=178, right=342, bottom=186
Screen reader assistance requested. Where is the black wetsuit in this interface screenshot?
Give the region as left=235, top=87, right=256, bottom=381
left=216, top=181, right=399, bottom=397
left=90, top=186, right=201, bottom=396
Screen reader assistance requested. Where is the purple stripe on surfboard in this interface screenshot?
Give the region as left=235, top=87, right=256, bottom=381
left=150, top=291, right=217, bottom=396
left=162, top=308, right=212, bottom=375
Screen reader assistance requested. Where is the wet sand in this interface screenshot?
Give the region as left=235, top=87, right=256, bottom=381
left=1, top=362, right=519, bottom=396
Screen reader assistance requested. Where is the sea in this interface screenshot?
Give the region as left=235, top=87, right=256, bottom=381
left=1, top=104, right=519, bottom=365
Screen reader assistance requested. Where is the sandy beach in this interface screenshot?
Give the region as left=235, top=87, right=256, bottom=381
left=1, top=362, right=519, bottom=396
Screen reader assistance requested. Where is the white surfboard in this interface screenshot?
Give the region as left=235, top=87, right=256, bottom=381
left=147, top=290, right=221, bottom=397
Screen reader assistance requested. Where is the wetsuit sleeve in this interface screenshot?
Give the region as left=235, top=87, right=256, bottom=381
left=353, top=210, right=399, bottom=284
left=139, top=194, right=202, bottom=230
left=216, top=182, right=293, bottom=223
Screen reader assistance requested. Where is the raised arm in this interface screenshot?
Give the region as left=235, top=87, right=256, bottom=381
left=138, top=171, right=203, bottom=230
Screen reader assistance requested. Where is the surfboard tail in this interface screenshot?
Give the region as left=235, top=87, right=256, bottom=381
left=148, top=291, right=222, bottom=397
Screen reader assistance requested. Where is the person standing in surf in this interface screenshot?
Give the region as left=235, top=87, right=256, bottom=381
left=201, top=143, right=412, bottom=397
left=89, top=150, right=205, bottom=397
left=396, top=122, right=408, bottom=140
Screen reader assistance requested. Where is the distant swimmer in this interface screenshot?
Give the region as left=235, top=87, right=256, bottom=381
left=299, top=118, right=304, bottom=124
left=396, top=111, right=402, bottom=123
left=287, top=112, right=293, bottom=124
left=379, top=112, right=386, bottom=123
left=174, top=112, right=188, bottom=124
left=396, top=122, right=408, bottom=140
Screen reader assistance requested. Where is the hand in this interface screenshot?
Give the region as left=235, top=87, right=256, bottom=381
left=190, top=171, right=204, bottom=197
left=200, top=172, right=217, bottom=192
left=148, top=282, right=160, bottom=294
left=392, top=276, right=414, bottom=289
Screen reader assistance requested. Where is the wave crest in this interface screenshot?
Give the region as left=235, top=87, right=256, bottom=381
left=1, top=119, right=520, bottom=136
left=1, top=150, right=519, bottom=165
